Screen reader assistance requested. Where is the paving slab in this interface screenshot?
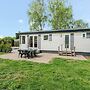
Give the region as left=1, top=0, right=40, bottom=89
left=0, top=52, right=87, bottom=63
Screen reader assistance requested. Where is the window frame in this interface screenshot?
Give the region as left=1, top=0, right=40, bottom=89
left=83, top=33, right=85, bottom=38
left=29, top=36, right=33, bottom=47
left=34, top=36, right=37, bottom=47
left=22, top=36, right=26, bottom=44
left=44, top=35, right=48, bottom=40
left=86, top=32, right=90, bottom=38
left=20, top=36, right=21, bottom=44
left=49, top=34, right=52, bottom=41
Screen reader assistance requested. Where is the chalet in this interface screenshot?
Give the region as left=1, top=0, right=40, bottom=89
left=16, top=29, right=90, bottom=55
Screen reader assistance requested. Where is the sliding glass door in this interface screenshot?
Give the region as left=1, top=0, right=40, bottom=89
left=30, top=36, right=33, bottom=47
left=29, top=36, right=37, bottom=48
left=34, top=36, right=37, bottom=47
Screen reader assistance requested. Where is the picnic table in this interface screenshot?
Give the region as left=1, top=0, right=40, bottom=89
left=18, top=49, right=37, bottom=59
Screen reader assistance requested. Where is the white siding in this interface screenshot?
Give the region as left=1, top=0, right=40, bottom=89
left=41, top=34, right=61, bottom=51
left=19, top=32, right=90, bottom=53
left=41, top=33, right=70, bottom=51
left=74, top=32, right=90, bottom=52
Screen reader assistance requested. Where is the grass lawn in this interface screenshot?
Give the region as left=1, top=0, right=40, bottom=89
left=0, top=58, right=90, bottom=90
left=0, top=52, right=5, bottom=55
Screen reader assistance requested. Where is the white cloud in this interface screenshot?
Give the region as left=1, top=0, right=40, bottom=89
left=19, top=19, right=23, bottom=23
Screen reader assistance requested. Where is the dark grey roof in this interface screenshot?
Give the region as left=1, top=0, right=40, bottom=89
left=16, top=28, right=90, bottom=35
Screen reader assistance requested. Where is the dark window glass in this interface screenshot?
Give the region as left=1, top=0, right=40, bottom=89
left=86, top=33, right=90, bottom=38
left=22, top=36, right=25, bottom=44
left=30, top=36, right=33, bottom=47
left=38, top=35, right=41, bottom=37
left=60, top=34, right=62, bottom=38
left=65, top=35, right=69, bottom=48
left=49, top=34, right=52, bottom=41
left=83, top=34, right=85, bottom=38
left=20, top=36, right=21, bottom=44
left=34, top=36, right=37, bottom=47
left=44, top=35, right=48, bottom=40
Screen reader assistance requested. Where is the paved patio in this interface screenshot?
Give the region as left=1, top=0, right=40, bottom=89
left=0, top=52, right=87, bottom=63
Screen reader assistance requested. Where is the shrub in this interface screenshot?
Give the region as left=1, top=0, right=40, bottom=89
left=0, top=44, right=12, bottom=53
left=0, top=43, right=4, bottom=52
left=0, top=37, right=14, bottom=53
left=5, top=44, right=12, bottom=53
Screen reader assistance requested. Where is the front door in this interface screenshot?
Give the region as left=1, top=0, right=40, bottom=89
left=38, top=35, right=41, bottom=49
left=65, top=35, right=69, bottom=49
left=70, top=33, right=74, bottom=50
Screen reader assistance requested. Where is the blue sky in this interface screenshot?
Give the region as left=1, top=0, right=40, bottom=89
left=0, top=0, right=90, bottom=37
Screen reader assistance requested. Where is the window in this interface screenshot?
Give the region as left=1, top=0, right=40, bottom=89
left=83, top=34, right=85, bottom=38
left=38, top=35, right=41, bottom=37
left=86, top=33, right=90, bottom=38
left=20, top=36, right=21, bottom=44
left=60, top=34, right=62, bottom=38
left=30, top=36, right=33, bottom=47
left=34, top=36, right=37, bottom=47
left=49, top=34, right=52, bottom=41
left=44, top=35, right=48, bottom=40
left=22, top=36, right=25, bottom=44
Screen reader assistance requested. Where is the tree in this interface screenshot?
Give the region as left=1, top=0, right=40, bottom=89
left=28, top=0, right=47, bottom=31
left=48, top=0, right=73, bottom=30
left=73, top=19, right=89, bottom=29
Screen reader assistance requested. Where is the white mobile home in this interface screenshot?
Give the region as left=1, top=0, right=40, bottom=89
left=16, top=29, right=90, bottom=55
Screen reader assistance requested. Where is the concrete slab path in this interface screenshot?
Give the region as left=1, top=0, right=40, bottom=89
left=0, top=52, right=87, bottom=63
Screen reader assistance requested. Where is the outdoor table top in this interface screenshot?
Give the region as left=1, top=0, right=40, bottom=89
left=23, top=48, right=36, bottom=50
left=18, top=49, right=37, bottom=51
left=18, top=49, right=37, bottom=58
left=18, top=49, right=37, bottom=55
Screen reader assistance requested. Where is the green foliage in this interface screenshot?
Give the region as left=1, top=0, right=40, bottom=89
left=0, top=44, right=11, bottom=53
left=0, top=37, right=14, bottom=53
left=0, top=58, right=90, bottom=89
left=28, top=0, right=47, bottom=31
left=0, top=43, right=3, bottom=52
left=28, top=0, right=89, bottom=30
left=48, top=0, right=73, bottom=30
left=73, top=19, right=89, bottom=29
left=0, top=52, right=5, bottom=55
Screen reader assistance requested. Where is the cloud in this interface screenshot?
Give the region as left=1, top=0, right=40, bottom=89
left=19, top=19, right=23, bottom=23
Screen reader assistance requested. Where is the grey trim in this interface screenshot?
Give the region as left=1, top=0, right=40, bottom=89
left=76, top=52, right=90, bottom=56
left=41, top=50, right=58, bottom=53
left=41, top=50, right=90, bottom=56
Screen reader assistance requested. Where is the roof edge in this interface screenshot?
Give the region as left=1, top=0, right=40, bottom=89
left=16, top=28, right=90, bottom=35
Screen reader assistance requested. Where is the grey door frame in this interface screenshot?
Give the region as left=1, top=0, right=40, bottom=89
left=38, top=35, right=41, bottom=49
left=65, top=35, right=69, bottom=49
left=70, top=33, right=74, bottom=50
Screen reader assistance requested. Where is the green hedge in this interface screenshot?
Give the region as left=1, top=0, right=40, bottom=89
left=0, top=44, right=12, bottom=53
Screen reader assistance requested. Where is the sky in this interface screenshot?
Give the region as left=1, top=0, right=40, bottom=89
left=0, top=0, right=90, bottom=37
